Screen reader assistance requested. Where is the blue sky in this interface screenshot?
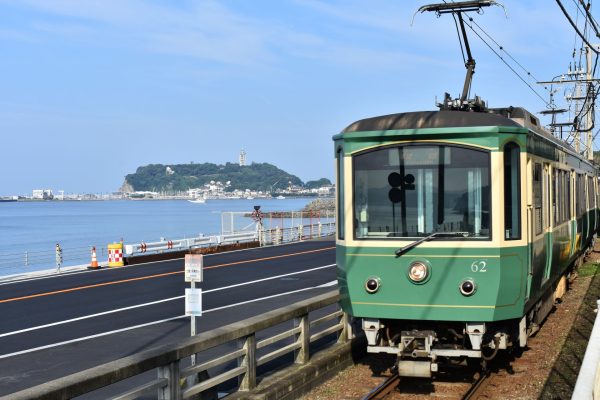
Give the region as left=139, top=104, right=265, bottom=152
left=0, top=1, right=587, bottom=195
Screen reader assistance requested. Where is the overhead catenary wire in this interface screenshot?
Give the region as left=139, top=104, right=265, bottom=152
left=462, top=18, right=551, bottom=107
left=575, top=0, right=600, bottom=38
left=465, top=15, right=546, bottom=86
left=438, top=0, right=551, bottom=106
left=556, top=0, right=600, bottom=54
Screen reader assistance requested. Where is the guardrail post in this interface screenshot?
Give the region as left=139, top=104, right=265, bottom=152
left=318, top=222, right=322, bottom=237
left=157, top=361, right=181, bottom=400
left=55, top=244, right=62, bottom=273
left=298, top=225, right=303, bottom=241
left=275, top=226, right=281, bottom=245
left=295, top=314, right=310, bottom=364
left=239, top=334, right=256, bottom=391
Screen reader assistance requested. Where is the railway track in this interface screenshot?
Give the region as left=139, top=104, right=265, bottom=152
left=362, top=374, right=401, bottom=400
left=461, top=371, right=490, bottom=400
left=361, top=369, right=490, bottom=400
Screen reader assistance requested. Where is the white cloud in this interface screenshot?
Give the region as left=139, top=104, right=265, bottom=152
left=1, top=0, right=452, bottom=72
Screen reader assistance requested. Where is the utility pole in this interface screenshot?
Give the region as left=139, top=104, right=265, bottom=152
left=586, top=45, right=594, bottom=160
left=538, top=49, right=600, bottom=154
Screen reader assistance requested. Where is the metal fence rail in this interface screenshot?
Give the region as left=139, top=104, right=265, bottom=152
left=259, top=222, right=336, bottom=246
left=7, top=291, right=345, bottom=400
left=0, top=221, right=336, bottom=278
left=0, top=245, right=108, bottom=276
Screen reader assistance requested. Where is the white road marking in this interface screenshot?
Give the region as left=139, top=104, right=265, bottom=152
left=0, top=280, right=338, bottom=359
left=0, top=264, right=336, bottom=339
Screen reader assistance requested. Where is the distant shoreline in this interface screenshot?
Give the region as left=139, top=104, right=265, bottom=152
left=1, top=196, right=333, bottom=203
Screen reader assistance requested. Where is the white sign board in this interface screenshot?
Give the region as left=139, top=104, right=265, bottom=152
left=185, top=288, right=202, bottom=316
left=185, top=254, right=204, bottom=282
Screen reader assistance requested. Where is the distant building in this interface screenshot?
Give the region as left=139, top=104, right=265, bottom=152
left=239, top=150, right=247, bottom=166
left=32, top=189, right=53, bottom=200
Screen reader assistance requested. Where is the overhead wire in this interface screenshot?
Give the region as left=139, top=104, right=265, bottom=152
left=461, top=17, right=551, bottom=106
left=575, top=0, right=600, bottom=39
left=556, top=0, right=600, bottom=54
left=465, top=16, right=545, bottom=86
left=551, top=0, right=600, bottom=154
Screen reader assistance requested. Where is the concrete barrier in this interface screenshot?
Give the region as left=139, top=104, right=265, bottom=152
left=572, top=299, right=600, bottom=399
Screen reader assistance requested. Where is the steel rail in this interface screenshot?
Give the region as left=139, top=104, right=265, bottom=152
left=362, top=374, right=400, bottom=400
left=461, top=370, right=490, bottom=400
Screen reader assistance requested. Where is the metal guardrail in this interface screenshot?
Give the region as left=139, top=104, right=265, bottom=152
left=259, top=222, right=336, bottom=246
left=123, top=222, right=335, bottom=256
left=6, top=291, right=346, bottom=400
left=572, top=299, right=600, bottom=399
left=0, top=222, right=336, bottom=277
left=0, top=245, right=109, bottom=276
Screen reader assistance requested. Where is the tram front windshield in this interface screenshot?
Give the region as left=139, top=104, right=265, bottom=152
left=353, top=144, right=490, bottom=239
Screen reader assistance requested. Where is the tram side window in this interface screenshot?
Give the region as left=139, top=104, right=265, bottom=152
left=564, top=171, right=570, bottom=221
left=534, top=163, right=543, bottom=235
left=597, top=177, right=600, bottom=211
left=555, top=169, right=567, bottom=225
left=552, top=169, right=558, bottom=226
left=504, top=143, right=520, bottom=239
left=588, top=176, right=595, bottom=210
left=336, top=148, right=344, bottom=240
left=568, top=172, right=573, bottom=220
left=567, top=173, right=577, bottom=219
left=576, top=174, right=584, bottom=217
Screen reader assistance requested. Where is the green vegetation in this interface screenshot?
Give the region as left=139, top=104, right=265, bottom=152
left=124, top=162, right=317, bottom=192
left=305, top=178, right=332, bottom=189
left=579, top=262, right=599, bottom=277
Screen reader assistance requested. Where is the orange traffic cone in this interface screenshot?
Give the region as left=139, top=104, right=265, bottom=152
left=88, top=246, right=100, bottom=269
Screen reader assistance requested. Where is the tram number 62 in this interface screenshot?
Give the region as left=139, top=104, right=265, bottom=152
left=470, top=260, right=487, bottom=273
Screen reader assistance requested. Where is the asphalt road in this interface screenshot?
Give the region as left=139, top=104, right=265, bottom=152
left=0, top=239, right=336, bottom=396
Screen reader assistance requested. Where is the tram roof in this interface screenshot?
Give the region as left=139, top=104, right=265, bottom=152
left=341, top=109, right=524, bottom=133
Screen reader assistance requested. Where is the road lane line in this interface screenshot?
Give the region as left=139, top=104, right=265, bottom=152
left=0, top=281, right=338, bottom=359
left=0, top=264, right=336, bottom=338
left=0, top=296, right=182, bottom=338
left=203, top=264, right=335, bottom=294
left=0, top=247, right=335, bottom=304
left=202, top=281, right=337, bottom=314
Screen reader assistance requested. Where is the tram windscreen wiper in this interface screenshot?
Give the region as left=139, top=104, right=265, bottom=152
left=395, top=232, right=469, bottom=257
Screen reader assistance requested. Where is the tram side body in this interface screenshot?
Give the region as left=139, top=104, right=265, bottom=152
left=333, top=109, right=599, bottom=376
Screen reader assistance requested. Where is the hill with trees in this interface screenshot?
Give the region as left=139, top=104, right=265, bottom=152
left=123, top=162, right=313, bottom=192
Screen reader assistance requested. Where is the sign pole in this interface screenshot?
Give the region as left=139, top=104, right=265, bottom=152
left=185, top=254, right=203, bottom=369
left=190, top=279, right=196, bottom=366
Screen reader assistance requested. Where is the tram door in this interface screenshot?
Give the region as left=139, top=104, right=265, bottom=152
left=530, top=162, right=549, bottom=292
left=543, top=164, right=552, bottom=282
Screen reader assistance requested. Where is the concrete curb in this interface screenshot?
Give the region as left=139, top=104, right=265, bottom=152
left=0, top=263, right=99, bottom=284
left=228, top=335, right=367, bottom=400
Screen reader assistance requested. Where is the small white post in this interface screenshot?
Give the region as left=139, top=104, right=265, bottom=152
left=55, top=244, right=62, bottom=273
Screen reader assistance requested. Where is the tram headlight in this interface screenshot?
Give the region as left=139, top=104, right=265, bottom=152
left=365, top=277, right=381, bottom=293
left=408, top=261, right=429, bottom=283
left=460, top=279, right=477, bottom=296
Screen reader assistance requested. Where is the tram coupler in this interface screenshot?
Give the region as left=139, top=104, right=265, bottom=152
left=398, top=329, right=436, bottom=358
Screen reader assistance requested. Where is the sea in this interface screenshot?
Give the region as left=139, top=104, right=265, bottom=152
left=0, top=198, right=320, bottom=277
